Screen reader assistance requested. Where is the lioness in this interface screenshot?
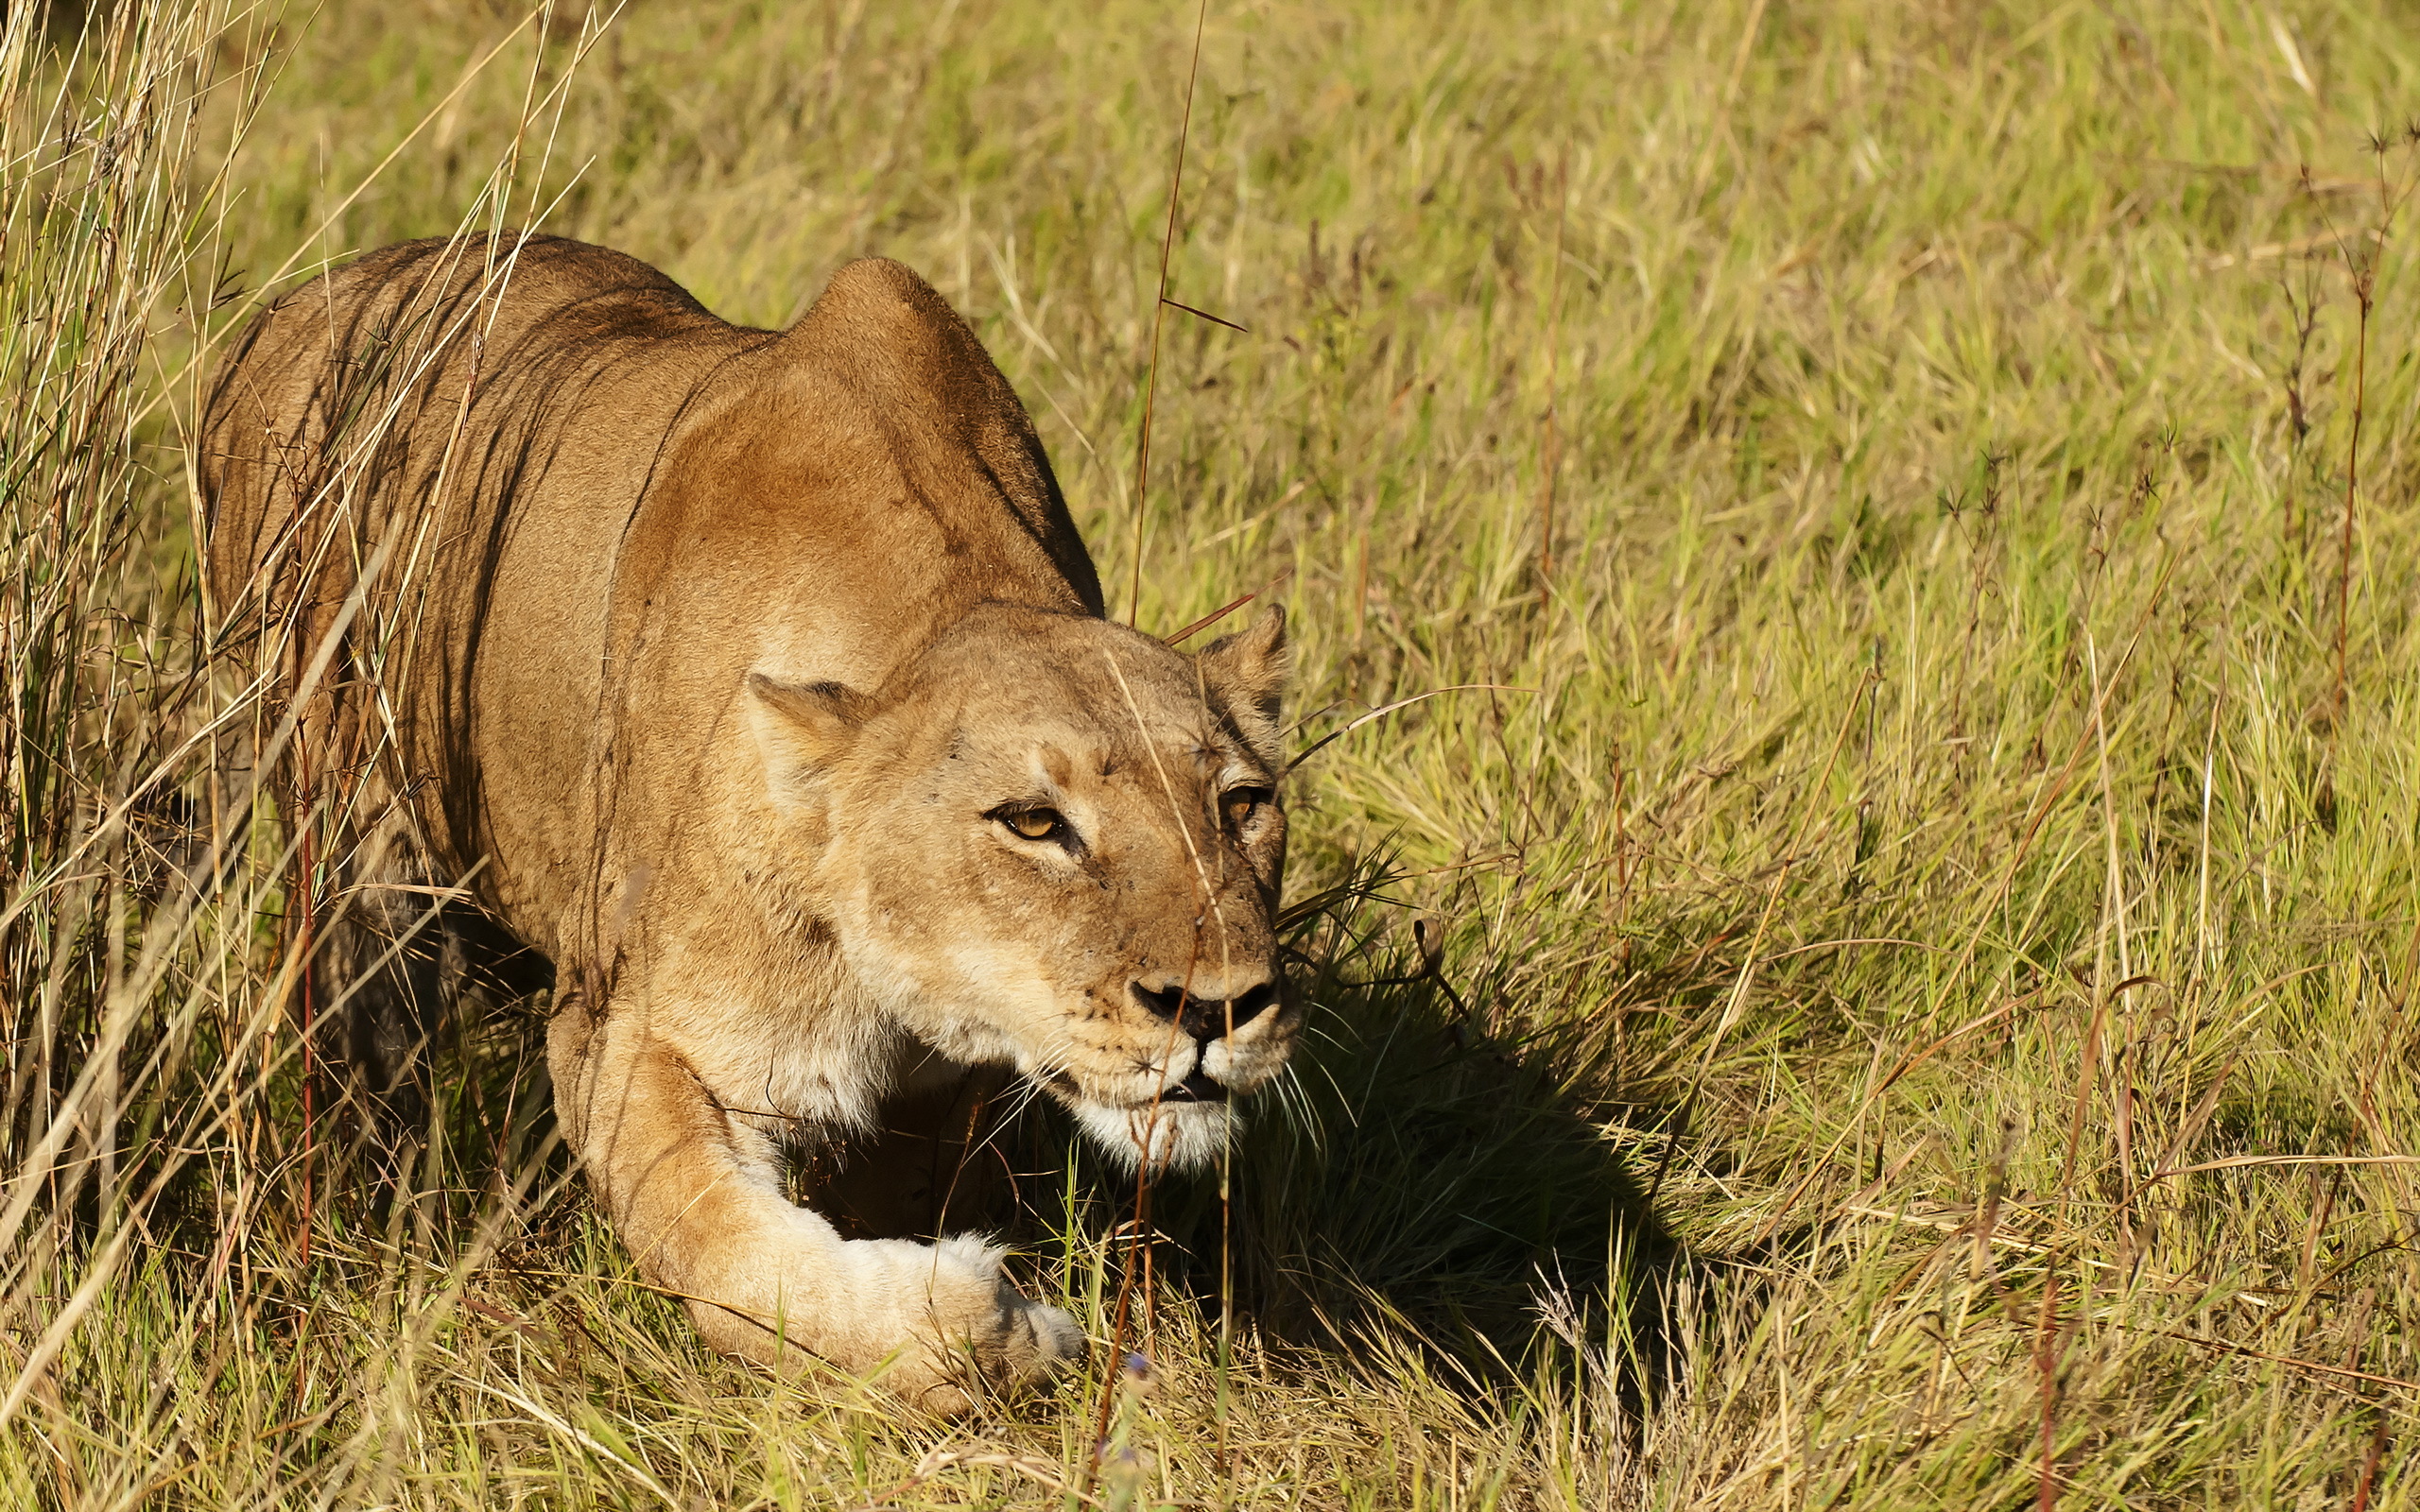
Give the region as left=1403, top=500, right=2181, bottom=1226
left=199, top=234, right=1294, bottom=1407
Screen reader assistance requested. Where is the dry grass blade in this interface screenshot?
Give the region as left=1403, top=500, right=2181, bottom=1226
left=1287, top=684, right=1531, bottom=772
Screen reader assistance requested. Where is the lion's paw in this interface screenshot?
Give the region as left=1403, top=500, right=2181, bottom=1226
left=998, top=1291, right=1084, bottom=1382
left=896, top=1236, right=1083, bottom=1412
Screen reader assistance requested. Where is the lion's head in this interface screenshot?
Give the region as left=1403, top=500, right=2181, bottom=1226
left=747, top=604, right=1293, bottom=1170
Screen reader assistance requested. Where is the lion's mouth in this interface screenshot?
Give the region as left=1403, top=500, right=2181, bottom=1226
left=1036, top=1066, right=1232, bottom=1110
left=1053, top=1067, right=1241, bottom=1173
left=1157, top=1071, right=1230, bottom=1105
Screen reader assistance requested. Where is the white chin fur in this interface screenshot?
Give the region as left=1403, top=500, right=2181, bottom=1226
left=1072, top=1098, right=1235, bottom=1172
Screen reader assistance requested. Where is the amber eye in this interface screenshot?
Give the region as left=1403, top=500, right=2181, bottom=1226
left=994, top=806, right=1067, bottom=843
left=1221, top=786, right=1273, bottom=831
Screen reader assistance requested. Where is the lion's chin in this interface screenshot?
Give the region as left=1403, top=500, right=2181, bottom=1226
left=1069, top=1097, right=1235, bottom=1173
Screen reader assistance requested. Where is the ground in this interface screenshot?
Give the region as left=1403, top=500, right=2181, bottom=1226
left=6, top=0, right=2420, bottom=1505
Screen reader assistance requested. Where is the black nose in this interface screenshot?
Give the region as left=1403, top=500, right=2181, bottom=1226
left=1131, top=979, right=1280, bottom=1041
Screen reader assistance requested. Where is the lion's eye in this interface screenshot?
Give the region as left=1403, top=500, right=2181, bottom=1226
left=1221, top=786, right=1273, bottom=831
left=994, top=806, right=1067, bottom=843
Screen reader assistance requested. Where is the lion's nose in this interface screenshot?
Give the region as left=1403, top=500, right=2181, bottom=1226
left=1130, top=978, right=1279, bottom=1041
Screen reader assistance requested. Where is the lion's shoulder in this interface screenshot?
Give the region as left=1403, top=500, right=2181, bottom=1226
left=769, top=259, right=1104, bottom=615
left=782, top=256, right=1004, bottom=412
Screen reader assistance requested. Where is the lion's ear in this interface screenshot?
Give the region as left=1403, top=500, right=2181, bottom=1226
left=1197, top=604, right=1288, bottom=763
left=746, top=672, right=871, bottom=808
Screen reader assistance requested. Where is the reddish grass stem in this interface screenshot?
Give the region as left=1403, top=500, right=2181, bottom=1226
left=2331, top=262, right=2369, bottom=722
left=2036, top=1272, right=2064, bottom=1512
left=1536, top=148, right=1567, bottom=610
left=1125, top=0, right=1213, bottom=628
left=1165, top=592, right=1255, bottom=646
left=2351, top=1417, right=2391, bottom=1512
left=1085, top=1154, right=1156, bottom=1487
left=294, top=751, right=316, bottom=1269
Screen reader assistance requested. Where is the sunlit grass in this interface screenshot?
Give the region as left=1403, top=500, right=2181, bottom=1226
left=9, top=0, right=2420, bottom=1504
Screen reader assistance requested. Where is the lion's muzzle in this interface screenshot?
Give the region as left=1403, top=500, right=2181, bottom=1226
left=1130, top=975, right=1280, bottom=1098
left=1129, top=977, right=1278, bottom=1039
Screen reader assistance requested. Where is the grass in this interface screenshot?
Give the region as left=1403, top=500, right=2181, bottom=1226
left=9, top=0, right=2420, bottom=1503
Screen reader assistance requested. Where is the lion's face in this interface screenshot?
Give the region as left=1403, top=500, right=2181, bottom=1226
left=748, top=605, right=1294, bottom=1170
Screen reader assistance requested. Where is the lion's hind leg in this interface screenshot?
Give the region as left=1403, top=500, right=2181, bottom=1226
left=304, top=816, right=465, bottom=1187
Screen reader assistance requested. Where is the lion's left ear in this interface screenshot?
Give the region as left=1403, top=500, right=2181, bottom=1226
left=746, top=671, right=872, bottom=810
left=1196, top=604, right=1288, bottom=765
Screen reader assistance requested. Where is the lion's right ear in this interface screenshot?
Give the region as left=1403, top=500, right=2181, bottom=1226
left=746, top=672, right=871, bottom=808
left=1197, top=604, right=1288, bottom=765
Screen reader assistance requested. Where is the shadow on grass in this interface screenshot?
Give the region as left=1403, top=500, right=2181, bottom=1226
left=989, top=856, right=1691, bottom=1416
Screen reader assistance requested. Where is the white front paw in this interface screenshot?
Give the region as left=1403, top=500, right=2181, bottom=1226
left=907, top=1236, right=1083, bottom=1406
left=994, top=1291, right=1083, bottom=1383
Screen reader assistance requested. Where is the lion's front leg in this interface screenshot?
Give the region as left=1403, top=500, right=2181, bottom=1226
left=545, top=1000, right=1080, bottom=1410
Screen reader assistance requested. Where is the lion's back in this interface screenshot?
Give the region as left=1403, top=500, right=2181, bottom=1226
left=197, top=235, right=761, bottom=916
left=199, top=235, right=742, bottom=614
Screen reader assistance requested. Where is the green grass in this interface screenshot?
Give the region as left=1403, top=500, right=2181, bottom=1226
left=11, top=0, right=2420, bottom=1503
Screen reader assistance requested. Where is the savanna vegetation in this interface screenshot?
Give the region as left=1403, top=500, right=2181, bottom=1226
left=9, top=0, right=2420, bottom=1504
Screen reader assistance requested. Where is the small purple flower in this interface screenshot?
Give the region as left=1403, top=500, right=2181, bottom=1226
left=1119, top=1350, right=1160, bottom=1396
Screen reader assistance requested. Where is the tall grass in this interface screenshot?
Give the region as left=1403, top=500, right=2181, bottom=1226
left=0, top=0, right=259, bottom=1480
left=9, top=0, right=2420, bottom=1505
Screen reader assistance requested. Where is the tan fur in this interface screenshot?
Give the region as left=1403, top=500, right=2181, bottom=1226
left=199, top=234, right=1295, bottom=1409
